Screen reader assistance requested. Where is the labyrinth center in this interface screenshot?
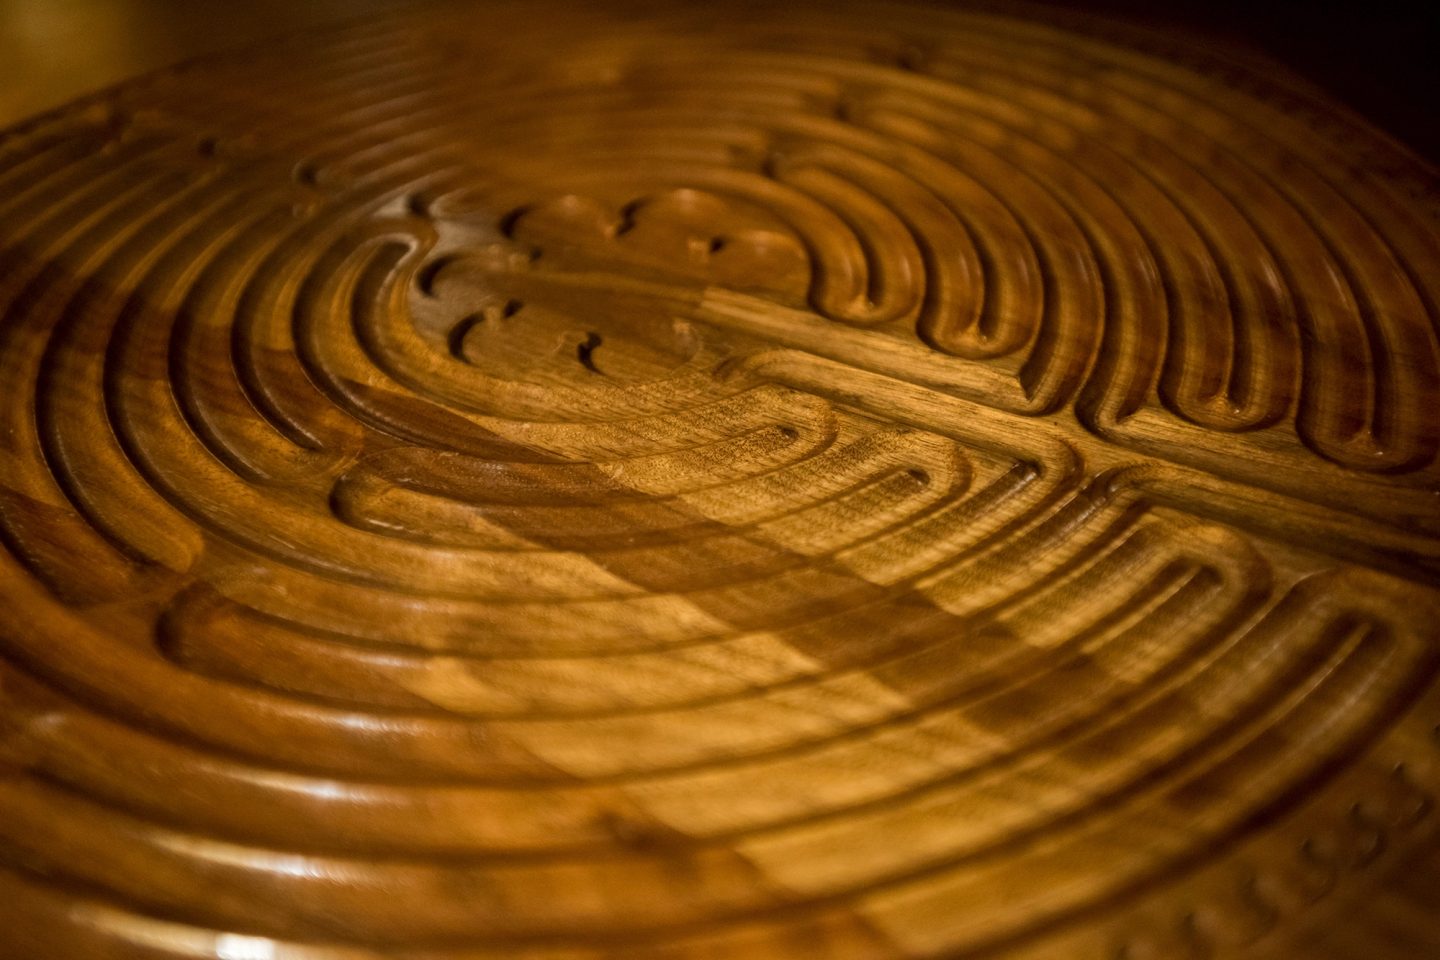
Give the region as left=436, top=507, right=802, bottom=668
left=1, top=2, right=1439, bottom=958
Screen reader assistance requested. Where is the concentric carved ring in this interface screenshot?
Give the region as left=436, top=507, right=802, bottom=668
left=0, top=2, right=1438, bottom=958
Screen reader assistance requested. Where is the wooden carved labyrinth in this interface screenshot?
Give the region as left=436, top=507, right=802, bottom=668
left=1, top=1, right=1438, bottom=957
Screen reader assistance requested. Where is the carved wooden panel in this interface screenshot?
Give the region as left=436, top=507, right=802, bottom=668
left=1, top=2, right=1438, bottom=957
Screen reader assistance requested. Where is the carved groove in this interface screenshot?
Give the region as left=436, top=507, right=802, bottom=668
left=0, top=2, right=1438, bottom=958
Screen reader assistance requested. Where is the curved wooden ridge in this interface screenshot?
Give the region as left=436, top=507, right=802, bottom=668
left=1, top=1, right=1438, bottom=957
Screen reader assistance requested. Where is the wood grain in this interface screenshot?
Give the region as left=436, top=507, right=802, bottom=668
left=0, top=1, right=1438, bottom=957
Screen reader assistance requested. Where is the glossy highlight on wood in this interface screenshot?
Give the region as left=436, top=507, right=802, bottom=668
left=0, top=1, right=1438, bottom=957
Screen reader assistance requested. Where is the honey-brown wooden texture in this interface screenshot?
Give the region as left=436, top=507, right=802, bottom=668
left=1, top=1, right=1438, bottom=957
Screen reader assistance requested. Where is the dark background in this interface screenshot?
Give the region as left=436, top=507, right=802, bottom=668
left=1048, top=0, right=1438, bottom=163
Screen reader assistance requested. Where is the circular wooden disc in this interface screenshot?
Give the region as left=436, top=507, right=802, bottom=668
left=1, top=2, right=1438, bottom=957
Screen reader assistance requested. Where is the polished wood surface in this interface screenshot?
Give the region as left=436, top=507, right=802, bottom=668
left=1, top=1, right=1438, bottom=957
